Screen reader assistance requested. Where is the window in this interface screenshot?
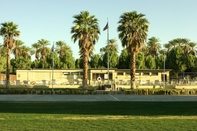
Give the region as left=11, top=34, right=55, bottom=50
left=125, top=72, right=130, bottom=75
left=143, top=72, right=149, bottom=76
left=152, top=72, right=158, bottom=76
left=72, top=72, right=79, bottom=75
left=63, top=72, right=70, bottom=75
left=117, top=72, right=123, bottom=75
left=135, top=73, right=140, bottom=76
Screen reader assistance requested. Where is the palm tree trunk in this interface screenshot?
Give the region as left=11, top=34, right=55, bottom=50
left=130, top=52, right=136, bottom=89
left=6, top=49, right=10, bottom=89
left=83, top=50, right=89, bottom=89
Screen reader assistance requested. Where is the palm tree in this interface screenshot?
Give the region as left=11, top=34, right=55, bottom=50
left=56, top=41, right=72, bottom=57
left=20, top=46, right=31, bottom=59
left=13, top=40, right=24, bottom=58
left=0, top=22, right=20, bottom=89
left=181, top=38, right=191, bottom=57
left=168, top=39, right=177, bottom=48
left=163, top=43, right=172, bottom=56
left=188, top=42, right=197, bottom=55
left=32, top=43, right=41, bottom=60
left=140, top=45, right=149, bottom=56
left=174, top=38, right=183, bottom=46
left=146, top=37, right=161, bottom=57
left=100, top=39, right=119, bottom=68
left=117, top=11, right=149, bottom=89
left=37, top=39, right=50, bottom=60
left=71, top=11, right=100, bottom=88
left=100, top=39, right=119, bottom=53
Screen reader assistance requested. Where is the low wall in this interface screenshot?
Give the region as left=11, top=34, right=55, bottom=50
left=175, top=85, right=197, bottom=89
left=117, top=85, right=162, bottom=89
left=49, top=85, right=81, bottom=88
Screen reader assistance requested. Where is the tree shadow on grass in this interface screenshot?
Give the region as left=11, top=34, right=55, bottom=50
left=0, top=101, right=197, bottom=116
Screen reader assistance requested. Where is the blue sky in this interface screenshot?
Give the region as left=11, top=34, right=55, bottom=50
left=0, top=0, right=197, bottom=59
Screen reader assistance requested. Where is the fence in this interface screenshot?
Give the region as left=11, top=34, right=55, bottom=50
left=170, top=72, right=197, bottom=86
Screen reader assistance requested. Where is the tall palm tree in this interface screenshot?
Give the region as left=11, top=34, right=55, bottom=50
left=163, top=43, right=172, bottom=55
left=37, top=39, right=50, bottom=60
left=0, top=22, right=20, bottom=89
left=56, top=41, right=72, bottom=57
left=20, top=46, right=31, bottom=59
left=71, top=11, right=100, bottom=88
left=181, top=38, right=191, bottom=57
left=32, top=43, right=41, bottom=60
left=146, top=37, right=161, bottom=57
left=174, top=38, right=183, bottom=46
left=13, top=40, right=24, bottom=58
left=100, top=39, right=119, bottom=68
left=168, top=39, right=177, bottom=48
left=117, top=11, right=149, bottom=89
left=100, top=39, right=119, bottom=53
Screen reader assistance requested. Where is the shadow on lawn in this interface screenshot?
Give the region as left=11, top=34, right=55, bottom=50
left=0, top=101, right=197, bottom=116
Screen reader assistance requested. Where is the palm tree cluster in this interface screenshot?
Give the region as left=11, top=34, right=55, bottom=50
left=1, top=11, right=197, bottom=89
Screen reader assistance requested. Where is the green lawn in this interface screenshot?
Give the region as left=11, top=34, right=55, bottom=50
left=0, top=102, right=197, bottom=131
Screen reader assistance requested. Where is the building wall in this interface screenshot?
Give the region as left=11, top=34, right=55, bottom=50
left=0, top=74, right=16, bottom=83
left=16, top=69, right=171, bottom=85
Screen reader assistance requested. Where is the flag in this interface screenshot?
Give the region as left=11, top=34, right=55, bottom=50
left=51, top=44, right=54, bottom=52
left=103, top=22, right=108, bottom=31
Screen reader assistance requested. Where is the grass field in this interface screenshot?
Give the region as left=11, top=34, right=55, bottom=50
left=0, top=101, right=197, bottom=131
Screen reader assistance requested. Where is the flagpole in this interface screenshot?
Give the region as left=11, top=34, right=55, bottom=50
left=163, top=50, right=165, bottom=88
left=103, top=19, right=110, bottom=87
left=52, top=42, right=54, bottom=93
left=107, top=18, right=109, bottom=86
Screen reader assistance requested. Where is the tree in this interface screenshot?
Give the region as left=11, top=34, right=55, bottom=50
left=181, top=38, right=191, bottom=57
left=12, top=40, right=24, bottom=58
left=59, top=51, right=75, bottom=69
left=163, top=43, right=172, bottom=55
left=55, top=41, right=75, bottom=69
left=90, top=54, right=101, bottom=68
left=184, top=54, right=196, bottom=72
left=56, top=41, right=72, bottom=57
left=32, top=43, right=41, bottom=60
left=71, top=11, right=100, bottom=88
left=169, top=39, right=178, bottom=48
left=145, top=55, right=156, bottom=69
left=165, top=46, right=186, bottom=79
left=37, top=39, right=50, bottom=60
left=12, top=45, right=31, bottom=72
left=0, top=22, right=20, bottom=89
left=155, top=54, right=165, bottom=69
left=146, top=37, right=161, bottom=57
left=0, top=44, right=6, bottom=73
left=100, top=39, right=119, bottom=53
left=117, top=11, right=149, bottom=89
left=136, top=52, right=145, bottom=69
left=0, top=56, right=6, bottom=73
left=102, top=50, right=119, bottom=68
left=100, top=39, right=119, bottom=68
left=75, top=58, right=83, bottom=69
left=188, top=42, right=197, bottom=56
left=11, top=57, right=31, bottom=72
left=118, top=49, right=130, bottom=69
left=45, top=52, right=61, bottom=69
left=0, top=44, right=7, bottom=57
left=20, top=45, right=31, bottom=59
